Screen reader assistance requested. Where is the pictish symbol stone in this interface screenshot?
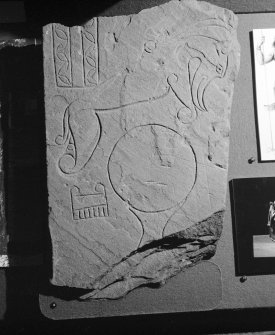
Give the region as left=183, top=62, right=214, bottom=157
left=43, top=0, right=240, bottom=299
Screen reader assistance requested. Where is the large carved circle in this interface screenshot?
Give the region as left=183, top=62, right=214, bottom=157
left=108, top=125, right=196, bottom=212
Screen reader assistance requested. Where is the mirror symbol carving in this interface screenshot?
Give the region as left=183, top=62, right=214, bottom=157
left=71, top=183, right=109, bottom=220
left=45, top=3, right=240, bottom=298
left=108, top=124, right=197, bottom=213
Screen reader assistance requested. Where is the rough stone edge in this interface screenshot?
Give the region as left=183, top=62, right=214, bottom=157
left=79, top=210, right=224, bottom=300
left=42, top=0, right=240, bottom=298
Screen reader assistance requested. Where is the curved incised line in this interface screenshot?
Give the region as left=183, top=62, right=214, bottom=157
left=55, top=106, right=70, bottom=145
left=200, top=72, right=224, bottom=112
left=189, top=57, right=201, bottom=88
left=167, top=75, right=195, bottom=117
left=223, top=55, right=229, bottom=78
left=57, top=109, right=101, bottom=175
left=57, top=108, right=78, bottom=173
left=107, top=124, right=197, bottom=214
left=196, top=76, right=208, bottom=111
left=161, top=138, right=198, bottom=237
left=129, top=208, right=145, bottom=249
left=185, top=58, right=200, bottom=120
left=54, top=26, right=72, bottom=86
left=78, top=112, right=102, bottom=172
left=194, top=53, right=229, bottom=113
left=186, top=43, right=218, bottom=69
left=201, top=79, right=211, bottom=112
left=185, top=41, right=229, bottom=114
left=196, top=21, right=233, bottom=33
left=68, top=112, right=78, bottom=165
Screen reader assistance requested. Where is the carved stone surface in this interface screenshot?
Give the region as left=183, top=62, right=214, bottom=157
left=43, top=0, right=240, bottom=299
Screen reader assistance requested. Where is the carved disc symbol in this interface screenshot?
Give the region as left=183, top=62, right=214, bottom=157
left=108, top=125, right=196, bottom=213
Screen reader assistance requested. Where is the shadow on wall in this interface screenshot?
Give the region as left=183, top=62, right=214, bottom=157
left=0, top=44, right=49, bottom=322
left=23, top=0, right=169, bottom=29
left=3, top=1, right=275, bottom=334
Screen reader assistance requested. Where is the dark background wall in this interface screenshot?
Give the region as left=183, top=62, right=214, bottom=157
left=1, top=1, right=275, bottom=334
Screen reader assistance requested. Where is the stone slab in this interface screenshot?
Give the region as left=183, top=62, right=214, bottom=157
left=43, top=0, right=240, bottom=299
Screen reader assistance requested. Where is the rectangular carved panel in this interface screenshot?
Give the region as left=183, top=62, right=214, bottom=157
left=44, top=0, right=240, bottom=300
left=52, top=21, right=98, bottom=88
left=52, top=24, right=72, bottom=87
left=82, top=19, right=98, bottom=86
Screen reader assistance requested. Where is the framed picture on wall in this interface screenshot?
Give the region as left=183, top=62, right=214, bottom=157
left=231, top=177, right=275, bottom=275
left=253, top=29, right=275, bottom=162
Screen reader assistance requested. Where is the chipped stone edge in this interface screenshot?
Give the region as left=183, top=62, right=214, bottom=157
left=79, top=210, right=224, bottom=300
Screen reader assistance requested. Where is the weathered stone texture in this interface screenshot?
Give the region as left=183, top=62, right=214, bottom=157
left=43, top=0, right=240, bottom=299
